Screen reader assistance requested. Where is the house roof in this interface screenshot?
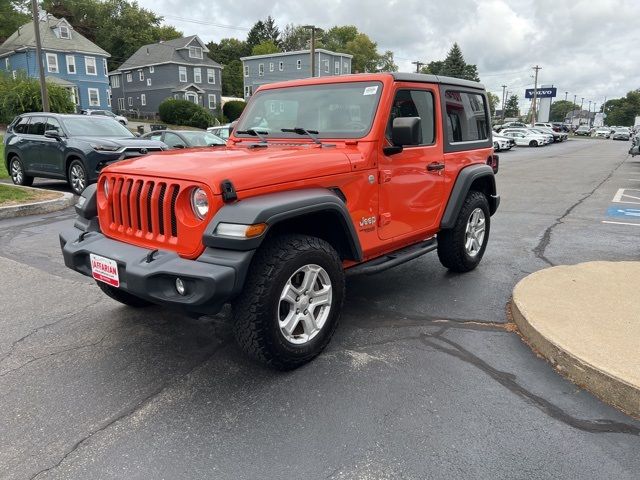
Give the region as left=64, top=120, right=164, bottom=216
left=241, top=48, right=353, bottom=61
left=0, top=15, right=110, bottom=57
left=114, top=35, right=219, bottom=71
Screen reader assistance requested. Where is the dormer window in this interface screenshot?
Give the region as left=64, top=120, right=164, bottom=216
left=59, top=25, right=70, bottom=39
left=188, top=46, right=203, bottom=59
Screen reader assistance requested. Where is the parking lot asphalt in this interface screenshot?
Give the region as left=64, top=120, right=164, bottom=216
left=1, top=138, right=639, bottom=479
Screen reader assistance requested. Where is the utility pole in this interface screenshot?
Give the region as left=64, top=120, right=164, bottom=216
left=602, top=96, right=607, bottom=124
left=411, top=61, right=425, bottom=73
left=303, top=25, right=320, bottom=77
left=564, top=91, right=568, bottom=102
left=580, top=97, right=584, bottom=125
left=588, top=100, right=592, bottom=127
left=571, top=94, right=577, bottom=126
left=31, top=0, right=49, bottom=112
left=530, top=65, right=541, bottom=126
left=501, top=84, right=507, bottom=122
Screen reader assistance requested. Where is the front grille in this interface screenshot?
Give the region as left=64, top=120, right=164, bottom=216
left=123, top=147, right=163, bottom=158
left=104, top=176, right=180, bottom=241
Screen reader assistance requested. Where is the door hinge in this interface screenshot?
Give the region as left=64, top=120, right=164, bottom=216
left=379, top=212, right=392, bottom=226
left=379, top=170, right=392, bottom=184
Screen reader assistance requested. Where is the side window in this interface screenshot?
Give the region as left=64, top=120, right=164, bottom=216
left=148, top=132, right=163, bottom=141
left=46, top=117, right=62, bottom=133
left=28, top=116, right=47, bottom=135
left=163, top=132, right=186, bottom=148
left=13, top=117, right=30, bottom=134
left=444, top=91, right=488, bottom=142
left=387, top=89, right=435, bottom=145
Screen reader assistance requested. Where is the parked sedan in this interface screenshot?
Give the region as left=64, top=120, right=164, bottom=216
left=575, top=125, right=591, bottom=136
left=612, top=128, right=631, bottom=141
left=206, top=124, right=232, bottom=141
left=141, top=130, right=226, bottom=149
left=594, top=128, right=611, bottom=139
left=502, top=128, right=553, bottom=145
left=501, top=130, right=548, bottom=147
left=492, top=133, right=514, bottom=151
left=83, top=109, right=128, bottom=126
left=4, top=113, right=166, bottom=194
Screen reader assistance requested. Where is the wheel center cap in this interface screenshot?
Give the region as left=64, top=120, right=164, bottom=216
left=299, top=296, right=310, bottom=310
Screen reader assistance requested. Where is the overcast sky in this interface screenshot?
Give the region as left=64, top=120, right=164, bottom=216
left=138, top=0, right=637, bottom=111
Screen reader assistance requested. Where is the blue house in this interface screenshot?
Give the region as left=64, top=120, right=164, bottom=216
left=0, top=15, right=111, bottom=112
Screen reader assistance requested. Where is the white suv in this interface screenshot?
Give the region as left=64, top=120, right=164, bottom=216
left=83, top=109, right=128, bottom=126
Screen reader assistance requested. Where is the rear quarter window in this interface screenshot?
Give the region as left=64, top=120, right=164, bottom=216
left=441, top=88, right=491, bottom=152
left=12, top=116, right=30, bottom=134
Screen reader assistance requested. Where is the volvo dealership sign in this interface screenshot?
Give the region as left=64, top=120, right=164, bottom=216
left=525, top=87, right=557, bottom=99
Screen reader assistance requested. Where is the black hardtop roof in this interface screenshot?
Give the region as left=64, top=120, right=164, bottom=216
left=391, top=72, right=485, bottom=91
left=21, top=112, right=110, bottom=119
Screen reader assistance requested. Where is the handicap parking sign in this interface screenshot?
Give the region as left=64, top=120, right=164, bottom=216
left=606, top=207, right=640, bottom=218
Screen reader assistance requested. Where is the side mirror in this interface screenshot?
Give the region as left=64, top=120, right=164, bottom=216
left=174, top=144, right=186, bottom=149
left=44, top=130, right=62, bottom=141
left=384, top=117, right=421, bottom=156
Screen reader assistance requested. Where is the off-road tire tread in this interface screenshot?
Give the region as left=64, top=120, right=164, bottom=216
left=233, top=234, right=345, bottom=370
left=96, top=281, right=153, bottom=307
left=437, top=190, right=490, bottom=273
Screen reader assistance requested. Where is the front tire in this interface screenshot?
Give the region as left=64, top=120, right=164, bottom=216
left=233, top=234, right=345, bottom=370
left=529, top=140, right=538, bottom=147
left=493, top=141, right=500, bottom=152
left=96, top=281, right=153, bottom=307
left=68, top=159, right=88, bottom=195
left=9, top=156, right=34, bottom=187
left=437, top=191, right=490, bottom=273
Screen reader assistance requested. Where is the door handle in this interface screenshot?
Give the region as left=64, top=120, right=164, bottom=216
left=427, top=162, right=445, bottom=171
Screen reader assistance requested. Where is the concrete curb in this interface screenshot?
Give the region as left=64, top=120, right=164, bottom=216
left=0, top=186, right=75, bottom=220
left=511, top=268, right=640, bottom=418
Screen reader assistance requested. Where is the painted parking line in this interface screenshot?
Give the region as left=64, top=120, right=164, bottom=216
left=612, top=188, right=640, bottom=204
left=602, top=220, right=640, bottom=227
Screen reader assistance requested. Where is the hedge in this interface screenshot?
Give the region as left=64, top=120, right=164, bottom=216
left=158, top=99, right=214, bottom=129
left=223, top=100, right=246, bottom=122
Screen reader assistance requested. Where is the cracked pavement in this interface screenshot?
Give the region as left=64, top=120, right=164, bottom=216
left=1, top=138, right=639, bottom=479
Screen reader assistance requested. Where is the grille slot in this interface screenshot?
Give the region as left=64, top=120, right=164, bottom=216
left=170, top=186, right=179, bottom=237
left=146, top=182, right=155, bottom=233
left=157, top=183, right=167, bottom=236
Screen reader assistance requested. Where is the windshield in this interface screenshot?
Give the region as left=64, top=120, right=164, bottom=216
left=62, top=117, right=134, bottom=137
left=235, top=82, right=383, bottom=139
left=181, top=131, right=225, bottom=146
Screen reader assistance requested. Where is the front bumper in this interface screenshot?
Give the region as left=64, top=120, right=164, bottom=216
left=60, top=226, right=251, bottom=314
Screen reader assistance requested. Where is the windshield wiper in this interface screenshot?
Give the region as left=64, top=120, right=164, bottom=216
left=281, top=127, right=322, bottom=145
left=235, top=128, right=269, bottom=143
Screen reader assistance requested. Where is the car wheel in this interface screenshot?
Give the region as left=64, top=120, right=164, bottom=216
left=232, top=234, right=345, bottom=370
left=9, top=156, right=34, bottom=187
left=493, top=141, right=500, bottom=152
left=67, top=159, right=88, bottom=195
left=96, top=281, right=153, bottom=307
left=529, top=140, right=538, bottom=147
left=437, top=191, right=490, bottom=273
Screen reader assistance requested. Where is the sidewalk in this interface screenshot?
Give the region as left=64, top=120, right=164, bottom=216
left=512, top=262, right=640, bottom=418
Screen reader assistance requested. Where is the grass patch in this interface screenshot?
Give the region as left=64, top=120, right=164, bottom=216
left=0, top=184, right=60, bottom=206
left=0, top=140, right=7, bottom=179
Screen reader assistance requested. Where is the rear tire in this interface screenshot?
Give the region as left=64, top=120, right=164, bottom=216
left=437, top=191, right=490, bottom=273
left=529, top=140, right=538, bottom=147
left=96, top=281, right=153, bottom=307
left=9, top=156, right=34, bottom=187
left=493, top=141, right=500, bottom=152
left=232, top=234, right=345, bottom=370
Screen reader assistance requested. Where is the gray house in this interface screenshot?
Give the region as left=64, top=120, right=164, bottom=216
left=240, top=49, right=352, bottom=98
left=109, top=36, right=222, bottom=116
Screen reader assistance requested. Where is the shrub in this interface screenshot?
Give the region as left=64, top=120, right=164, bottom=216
left=0, top=72, right=75, bottom=124
left=223, top=100, right=246, bottom=122
left=158, top=98, right=214, bottom=128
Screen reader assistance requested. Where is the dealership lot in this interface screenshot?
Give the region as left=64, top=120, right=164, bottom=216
left=1, top=138, right=639, bottom=479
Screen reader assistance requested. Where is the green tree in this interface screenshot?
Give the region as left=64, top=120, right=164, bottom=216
left=345, top=33, right=379, bottom=73
left=504, top=95, right=520, bottom=118
left=246, top=16, right=280, bottom=49
left=206, top=38, right=250, bottom=65
left=0, top=0, right=30, bottom=44
left=487, top=92, right=500, bottom=117
left=251, top=40, right=281, bottom=56
left=43, top=0, right=182, bottom=70
left=420, top=43, right=480, bottom=82
left=320, top=25, right=358, bottom=52
left=421, top=60, right=444, bottom=75
left=221, top=59, right=243, bottom=97
left=549, top=100, right=579, bottom=122
left=377, top=50, right=398, bottom=72
left=604, top=90, right=640, bottom=126
left=280, top=24, right=309, bottom=51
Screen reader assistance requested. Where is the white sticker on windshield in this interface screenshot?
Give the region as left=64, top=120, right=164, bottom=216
left=363, top=86, right=378, bottom=96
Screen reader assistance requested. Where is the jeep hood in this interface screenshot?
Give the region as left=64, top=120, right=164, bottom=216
left=103, top=145, right=354, bottom=193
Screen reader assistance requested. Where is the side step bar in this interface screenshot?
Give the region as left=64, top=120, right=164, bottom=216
left=346, top=238, right=437, bottom=276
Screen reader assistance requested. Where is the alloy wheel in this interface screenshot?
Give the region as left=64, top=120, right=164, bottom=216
left=10, top=159, right=23, bottom=185
left=464, top=208, right=486, bottom=257
left=70, top=164, right=86, bottom=193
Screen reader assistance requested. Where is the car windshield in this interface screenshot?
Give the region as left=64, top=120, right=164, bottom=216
left=235, top=82, right=383, bottom=139
left=61, top=117, right=134, bottom=137
left=181, top=131, right=225, bottom=146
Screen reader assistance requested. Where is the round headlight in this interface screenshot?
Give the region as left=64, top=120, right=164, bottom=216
left=190, top=188, right=209, bottom=220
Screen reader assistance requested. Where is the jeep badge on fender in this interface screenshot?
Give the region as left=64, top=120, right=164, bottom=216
left=60, top=73, right=499, bottom=370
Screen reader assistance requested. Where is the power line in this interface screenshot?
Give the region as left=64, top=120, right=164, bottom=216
left=161, top=14, right=250, bottom=31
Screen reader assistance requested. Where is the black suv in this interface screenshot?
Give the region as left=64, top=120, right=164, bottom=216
left=4, top=113, right=166, bottom=195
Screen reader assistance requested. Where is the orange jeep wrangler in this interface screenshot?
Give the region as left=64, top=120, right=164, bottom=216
left=60, top=73, right=499, bottom=369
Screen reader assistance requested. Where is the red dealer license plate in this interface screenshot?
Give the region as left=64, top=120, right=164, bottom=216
left=90, top=253, right=120, bottom=288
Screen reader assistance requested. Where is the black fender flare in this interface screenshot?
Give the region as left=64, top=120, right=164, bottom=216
left=202, top=188, right=363, bottom=261
left=440, top=164, right=499, bottom=229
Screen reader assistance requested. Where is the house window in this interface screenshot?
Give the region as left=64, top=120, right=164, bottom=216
left=185, top=92, right=198, bottom=104
left=149, top=66, right=154, bottom=73
left=4, top=58, right=9, bottom=69
left=269, top=62, right=274, bottom=72
left=111, top=75, right=120, bottom=88
left=59, top=25, right=70, bottom=39
left=208, top=94, right=216, bottom=109
left=335, top=61, right=339, bottom=74
left=88, top=88, right=100, bottom=107
left=128, top=97, right=133, bottom=106
left=146, top=78, right=151, bottom=86
left=189, top=46, right=203, bottom=59
left=297, top=59, right=301, bottom=70
left=258, top=64, right=264, bottom=76
left=344, top=61, right=348, bottom=72
left=279, top=61, right=284, bottom=71
left=85, top=56, right=97, bottom=75
left=118, top=98, right=125, bottom=110
left=244, top=85, right=253, bottom=97
left=46, top=53, right=58, bottom=73
left=126, top=72, right=132, bottom=82
left=207, top=68, right=215, bottom=84
left=194, top=67, right=202, bottom=83
left=12, top=70, right=17, bottom=79
left=103, top=58, right=108, bottom=76
left=141, top=93, right=146, bottom=106
left=244, top=65, right=249, bottom=77
left=66, top=55, right=76, bottom=74
left=139, top=70, right=144, bottom=81
left=179, top=66, right=187, bottom=82
left=107, top=89, right=111, bottom=107
left=324, top=59, right=329, bottom=73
